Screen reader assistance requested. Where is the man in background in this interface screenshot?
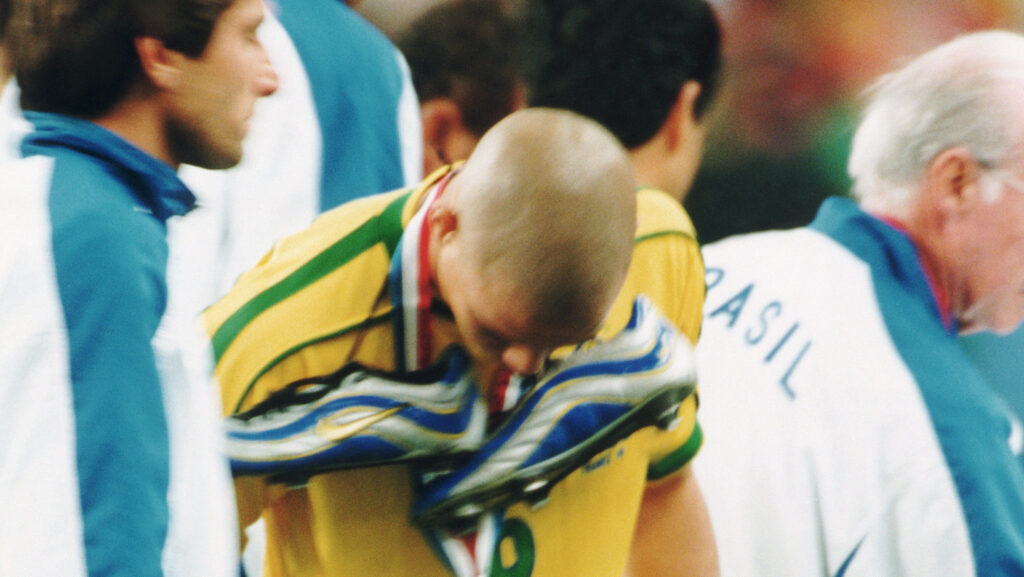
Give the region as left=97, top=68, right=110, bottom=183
left=0, top=0, right=277, bottom=575
left=397, top=0, right=524, bottom=175
left=522, top=0, right=723, bottom=573
left=171, top=0, right=422, bottom=325
left=693, top=30, right=1024, bottom=577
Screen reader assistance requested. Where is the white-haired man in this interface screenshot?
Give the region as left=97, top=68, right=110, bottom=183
left=693, top=30, right=1024, bottom=577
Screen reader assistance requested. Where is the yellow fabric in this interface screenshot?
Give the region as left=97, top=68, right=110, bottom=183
left=596, top=187, right=705, bottom=346
left=203, top=172, right=706, bottom=577
left=558, top=186, right=706, bottom=466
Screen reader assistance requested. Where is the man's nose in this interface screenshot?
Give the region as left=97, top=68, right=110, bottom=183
left=256, top=51, right=279, bottom=97
left=501, top=345, right=547, bottom=376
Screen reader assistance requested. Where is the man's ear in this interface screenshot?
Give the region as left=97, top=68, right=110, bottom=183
left=135, top=36, right=183, bottom=91
left=927, top=147, right=987, bottom=213
left=427, top=193, right=459, bottom=242
left=663, top=80, right=703, bottom=150
left=421, top=98, right=467, bottom=172
left=422, top=98, right=463, bottom=147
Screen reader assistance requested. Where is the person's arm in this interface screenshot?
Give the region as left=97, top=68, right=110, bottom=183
left=627, top=464, right=720, bottom=577
left=56, top=212, right=173, bottom=577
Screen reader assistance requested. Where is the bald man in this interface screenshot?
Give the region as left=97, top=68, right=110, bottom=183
left=205, top=108, right=702, bottom=576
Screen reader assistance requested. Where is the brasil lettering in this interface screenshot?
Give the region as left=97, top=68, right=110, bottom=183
left=704, top=267, right=812, bottom=399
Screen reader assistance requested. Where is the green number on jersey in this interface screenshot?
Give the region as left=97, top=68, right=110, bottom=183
left=491, top=518, right=534, bottom=577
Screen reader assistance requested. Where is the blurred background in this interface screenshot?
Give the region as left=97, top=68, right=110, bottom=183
left=353, top=0, right=1024, bottom=443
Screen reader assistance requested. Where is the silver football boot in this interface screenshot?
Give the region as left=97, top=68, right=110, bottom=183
left=226, top=346, right=487, bottom=485
left=412, top=296, right=697, bottom=527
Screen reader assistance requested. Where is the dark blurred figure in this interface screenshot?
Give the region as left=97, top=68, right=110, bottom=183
left=522, top=0, right=723, bottom=574
left=685, top=0, right=1022, bottom=243
left=397, top=0, right=524, bottom=175
left=524, top=0, right=721, bottom=203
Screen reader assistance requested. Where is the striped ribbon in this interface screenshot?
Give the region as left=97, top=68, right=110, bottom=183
left=387, top=169, right=508, bottom=576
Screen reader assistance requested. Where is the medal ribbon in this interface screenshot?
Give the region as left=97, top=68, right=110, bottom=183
left=387, top=169, right=499, bottom=577
left=388, top=171, right=454, bottom=372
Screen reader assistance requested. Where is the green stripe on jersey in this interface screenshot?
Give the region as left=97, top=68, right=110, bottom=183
left=647, top=422, right=703, bottom=481
left=634, top=229, right=697, bottom=245
left=212, top=191, right=411, bottom=361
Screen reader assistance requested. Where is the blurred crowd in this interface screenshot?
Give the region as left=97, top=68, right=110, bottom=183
left=686, top=0, right=1024, bottom=240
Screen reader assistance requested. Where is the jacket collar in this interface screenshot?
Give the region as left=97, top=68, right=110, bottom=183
left=810, top=196, right=956, bottom=334
left=22, top=111, right=196, bottom=221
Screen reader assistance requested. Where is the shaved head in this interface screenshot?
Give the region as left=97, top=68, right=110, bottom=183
left=444, top=107, right=636, bottom=334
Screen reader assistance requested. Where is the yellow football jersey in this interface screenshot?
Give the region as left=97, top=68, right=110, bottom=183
left=204, top=168, right=706, bottom=577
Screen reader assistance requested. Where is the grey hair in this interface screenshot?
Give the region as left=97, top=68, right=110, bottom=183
left=847, top=30, right=1024, bottom=210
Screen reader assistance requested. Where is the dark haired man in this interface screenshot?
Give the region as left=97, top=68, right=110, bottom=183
left=397, top=0, right=524, bottom=175
left=524, top=0, right=721, bottom=202
left=0, top=0, right=277, bottom=575
left=522, top=0, right=724, bottom=574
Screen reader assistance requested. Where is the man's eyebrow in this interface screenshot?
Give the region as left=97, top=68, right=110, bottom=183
left=477, top=323, right=507, bottom=343
left=476, top=318, right=517, bottom=347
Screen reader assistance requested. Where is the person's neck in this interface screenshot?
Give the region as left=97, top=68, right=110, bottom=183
left=910, top=224, right=956, bottom=331
left=629, top=145, right=682, bottom=201
left=92, top=93, right=178, bottom=168
left=875, top=210, right=956, bottom=331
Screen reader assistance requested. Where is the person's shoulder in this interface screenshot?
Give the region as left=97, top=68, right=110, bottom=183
left=702, top=226, right=823, bottom=259
left=333, top=2, right=402, bottom=58
left=635, top=187, right=697, bottom=239
left=312, top=185, right=412, bottom=229
left=44, top=153, right=167, bottom=267
left=263, top=185, right=414, bottom=267
left=2, top=151, right=140, bottom=235
left=49, top=149, right=147, bottom=214
left=281, top=0, right=398, bottom=56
